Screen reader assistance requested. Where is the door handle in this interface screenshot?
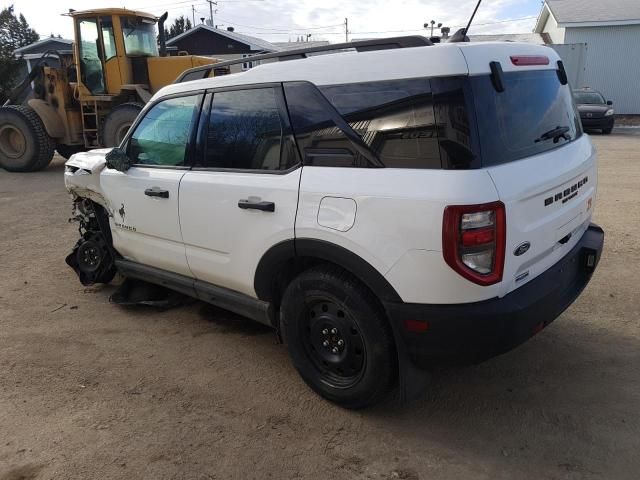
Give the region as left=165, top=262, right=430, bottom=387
left=144, top=187, right=169, bottom=199
left=238, top=199, right=275, bottom=212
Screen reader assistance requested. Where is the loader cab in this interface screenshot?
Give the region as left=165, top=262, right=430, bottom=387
left=70, top=9, right=159, bottom=96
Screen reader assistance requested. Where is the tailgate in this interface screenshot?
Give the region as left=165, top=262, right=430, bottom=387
left=488, top=135, right=597, bottom=296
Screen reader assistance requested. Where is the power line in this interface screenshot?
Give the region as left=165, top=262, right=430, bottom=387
left=194, top=14, right=537, bottom=37
left=212, top=16, right=344, bottom=32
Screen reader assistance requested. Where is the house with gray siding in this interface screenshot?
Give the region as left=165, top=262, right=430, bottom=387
left=535, top=0, right=640, bottom=114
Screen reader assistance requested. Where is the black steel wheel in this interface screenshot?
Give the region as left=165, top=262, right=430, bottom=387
left=302, top=297, right=367, bottom=388
left=281, top=266, right=397, bottom=408
left=77, top=240, right=103, bottom=273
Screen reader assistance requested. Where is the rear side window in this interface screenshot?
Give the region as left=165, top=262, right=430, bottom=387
left=470, top=70, right=582, bottom=166
left=128, top=94, right=201, bottom=166
left=199, top=88, right=286, bottom=170
left=285, top=79, right=474, bottom=169
left=320, top=80, right=441, bottom=169
left=283, top=82, right=379, bottom=168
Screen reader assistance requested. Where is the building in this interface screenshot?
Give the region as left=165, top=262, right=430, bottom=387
left=14, top=36, right=73, bottom=74
left=535, top=0, right=640, bottom=114
left=13, top=37, right=74, bottom=103
left=166, top=24, right=278, bottom=73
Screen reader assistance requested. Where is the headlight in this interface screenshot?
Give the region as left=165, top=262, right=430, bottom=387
left=605, top=109, right=615, bottom=116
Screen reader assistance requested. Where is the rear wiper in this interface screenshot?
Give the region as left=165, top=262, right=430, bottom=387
left=535, top=126, right=571, bottom=144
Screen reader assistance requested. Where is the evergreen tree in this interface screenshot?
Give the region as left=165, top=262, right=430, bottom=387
left=167, top=16, right=193, bottom=40
left=0, top=5, right=40, bottom=102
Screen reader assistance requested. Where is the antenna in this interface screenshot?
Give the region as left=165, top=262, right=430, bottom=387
left=448, top=0, right=482, bottom=43
left=464, top=0, right=482, bottom=35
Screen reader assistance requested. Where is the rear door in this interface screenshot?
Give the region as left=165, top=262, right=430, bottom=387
left=461, top=45, right=596, bottom=296
left=178, top=85, right=301, bottom=297
left=101, top=93, right=203, bottom=277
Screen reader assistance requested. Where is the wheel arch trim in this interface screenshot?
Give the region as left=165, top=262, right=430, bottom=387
left=254, top=238, right=402, bottom=304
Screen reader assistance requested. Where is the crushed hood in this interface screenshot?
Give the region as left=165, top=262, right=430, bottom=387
left=64, top=148, right=113, bottom=210
left=65, top=148, right=111, bottom=174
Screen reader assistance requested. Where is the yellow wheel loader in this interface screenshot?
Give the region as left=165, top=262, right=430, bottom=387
left=0, top=8, right=221, bottom=172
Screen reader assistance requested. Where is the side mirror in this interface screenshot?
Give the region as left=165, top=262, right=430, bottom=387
left=607, top=100, right=613, bottom=106
left=105, top=147, right=132, bottom=172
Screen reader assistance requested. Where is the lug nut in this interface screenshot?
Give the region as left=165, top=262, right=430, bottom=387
left=322, top=340, right=330, bottom=347
left=331, top=328, right=338, bottom=335
left=332, top=347, right=339, bottom=354
left=337, top=339, right=344, bottom=346
left=322, top=328, right=329, bottom=335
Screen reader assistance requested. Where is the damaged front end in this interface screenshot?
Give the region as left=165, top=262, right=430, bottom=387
left=66, top=198, right=117, bottom=286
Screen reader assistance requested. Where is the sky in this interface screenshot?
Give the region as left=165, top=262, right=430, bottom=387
left=3, top=0, right=544, bottom=43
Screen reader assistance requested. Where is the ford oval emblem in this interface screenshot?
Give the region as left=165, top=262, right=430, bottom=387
left=514, top=242, right=531, bottom=256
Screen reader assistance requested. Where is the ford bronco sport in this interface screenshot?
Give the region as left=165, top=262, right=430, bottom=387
left=64, top=36, right=604, bottom=408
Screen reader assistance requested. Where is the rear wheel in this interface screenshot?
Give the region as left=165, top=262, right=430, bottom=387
left=102, top=102, right=144, bottom=147
left=281, top=266, right=397, bottom=409
left=0, top=105, right=55, bottom=172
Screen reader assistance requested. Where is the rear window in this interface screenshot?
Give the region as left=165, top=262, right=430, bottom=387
left=470, top=70, right=582, bottom=167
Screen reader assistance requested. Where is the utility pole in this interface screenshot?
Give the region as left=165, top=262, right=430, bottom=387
left=206, top=0, right=217, bottom=27
left=344, top=17, right=349, bottom=42
left=191, top=5, right=196, bottom=28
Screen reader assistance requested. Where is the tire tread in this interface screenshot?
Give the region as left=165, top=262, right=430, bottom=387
left=0, top=105, right=55, bottom=172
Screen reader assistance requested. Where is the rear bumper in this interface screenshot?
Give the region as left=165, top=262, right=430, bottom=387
left=581, top=116, right=615, bottom=130
left=384, top=223, right=604, bottom=367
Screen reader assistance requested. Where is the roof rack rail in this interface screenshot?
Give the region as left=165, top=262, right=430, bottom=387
left=174, top=35, right=433, bottom=83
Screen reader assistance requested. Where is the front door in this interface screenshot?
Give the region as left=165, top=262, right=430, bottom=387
left=101, top=93, right=203, bottom=277
left=179, top=86, right=301, bottom=297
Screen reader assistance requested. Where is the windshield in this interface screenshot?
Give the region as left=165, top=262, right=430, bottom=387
left=469, top=70, right=582, bottom=167
left=121, top=16, right=158, bottom=56
left=573, top=91, right=606, bottom=105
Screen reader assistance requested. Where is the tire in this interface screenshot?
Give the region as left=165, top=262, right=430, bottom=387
left=280, top=266, right=397, bottom=409
left=0, top=105, right=55, bottom=172
left=602, top=127, right=613, bottom=134
left=56, top=144, right=86, bottom=160
left=102, top=102, right=144, bottom=147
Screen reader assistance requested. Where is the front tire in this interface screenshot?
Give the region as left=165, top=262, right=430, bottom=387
left=0, top=105, right=55, bottom=172
left=281, top=266, right=397, bottom=409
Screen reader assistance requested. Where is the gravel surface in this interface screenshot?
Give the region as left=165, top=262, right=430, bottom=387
left=1, top=134, right=639, bottom=480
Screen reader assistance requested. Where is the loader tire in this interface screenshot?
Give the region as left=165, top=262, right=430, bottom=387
left=0, top=105, right=55, bottom=172
left=102, top=102, right=144, bottom=147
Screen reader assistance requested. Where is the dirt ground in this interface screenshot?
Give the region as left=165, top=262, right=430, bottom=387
left=1, top=132, right=639, bottom=480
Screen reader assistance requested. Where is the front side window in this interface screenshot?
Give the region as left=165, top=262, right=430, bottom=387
left=128, top=95, right=201, bottom=166
left=200, top=88, right=285, bottom=170
left=121, top=16, right=159, bottom=57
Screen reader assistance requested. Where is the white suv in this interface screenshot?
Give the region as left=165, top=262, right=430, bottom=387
left=64, top=36, right=604, bottom=408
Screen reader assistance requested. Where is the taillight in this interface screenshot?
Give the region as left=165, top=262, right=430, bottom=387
left=443, top=202, right=506, bottom=286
